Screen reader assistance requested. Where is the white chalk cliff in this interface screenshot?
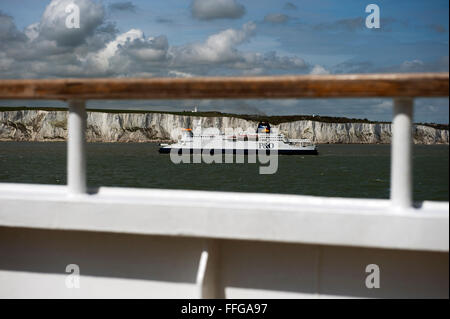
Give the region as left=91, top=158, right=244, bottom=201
left=0, top=110, right=448, bottom=144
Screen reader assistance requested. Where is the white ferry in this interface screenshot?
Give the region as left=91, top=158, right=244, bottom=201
left=159, top=122, right=318, bottom=155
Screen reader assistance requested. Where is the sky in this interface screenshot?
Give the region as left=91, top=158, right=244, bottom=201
left=0, top=0, right=448, bottom=123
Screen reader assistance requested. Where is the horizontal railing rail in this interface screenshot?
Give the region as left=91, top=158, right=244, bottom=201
left=0, top=73, right=448, bottom=99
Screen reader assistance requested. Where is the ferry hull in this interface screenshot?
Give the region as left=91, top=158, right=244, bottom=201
left=159, top=148, right=318, bottom=155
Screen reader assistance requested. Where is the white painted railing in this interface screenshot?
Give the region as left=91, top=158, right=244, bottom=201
left=68, top=100, right=87, bottom=195
left=66, top=97, right=416, bottom=207
left=0, top=74, right=448, bottom=298
left=391, top=98, right=414, bottom=209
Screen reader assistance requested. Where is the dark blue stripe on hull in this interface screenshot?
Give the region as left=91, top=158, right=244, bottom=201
left=158, top=148, right=318, bottom=155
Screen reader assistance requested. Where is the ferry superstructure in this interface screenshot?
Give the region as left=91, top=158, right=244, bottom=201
left=159, top=122, right=318, bottom=155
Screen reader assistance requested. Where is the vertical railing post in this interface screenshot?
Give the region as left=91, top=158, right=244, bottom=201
left=390, top=98, right=414, bottom=209
left=67, top=100, right=87, bottom=195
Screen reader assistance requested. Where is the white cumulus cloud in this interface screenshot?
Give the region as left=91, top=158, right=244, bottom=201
left=0, top=1, right=309, bottom=78
left=174, top=22, right=255, bottom=64
left=310, top=64, right=330, bottom=75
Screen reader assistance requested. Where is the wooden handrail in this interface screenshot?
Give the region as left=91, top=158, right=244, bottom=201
left=0, top=73, right=447, bottom=100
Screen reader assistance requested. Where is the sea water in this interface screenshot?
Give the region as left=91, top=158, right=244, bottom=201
left=0, top=142, right=448, bottom=201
